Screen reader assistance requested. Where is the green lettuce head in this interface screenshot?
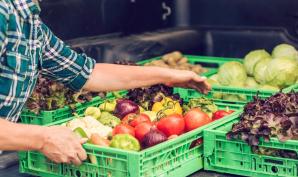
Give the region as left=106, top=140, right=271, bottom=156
left=258, top=85, right=279, bottom=91
left=245, top=77, right=259, bottom=88
left=253, top=57, right=271, bottom=84
left=207, top=74, right=220, bottom=86
left=264, top=58, right=298, bottom=88
left=272, top=44, right=298, bottom=61
left=217, top=61, right=247, bottom=86
left=244, top=49, right=271, bottom=76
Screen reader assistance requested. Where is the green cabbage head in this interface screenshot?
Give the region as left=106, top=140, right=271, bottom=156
left=258, top=85, right=279, bottom=91
left=264, top=58, right=298, bottom=88
left=245, top=77, right=259, bottom=88
left=217, top=61, right=247, bottom=86
left=272, top=44, right=298, bottom=61
left=244, top=49, right=271, bottom=76
left=253, top=57, right=271, bottom=84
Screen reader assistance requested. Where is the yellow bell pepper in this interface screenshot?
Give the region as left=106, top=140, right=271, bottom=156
left=152, top=97, right=182, bottom=116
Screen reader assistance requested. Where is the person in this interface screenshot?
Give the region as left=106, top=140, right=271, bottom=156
left=0, top=0, right=210, bottom=166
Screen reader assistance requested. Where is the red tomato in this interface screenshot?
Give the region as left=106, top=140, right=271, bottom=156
left=212, top=110, right=235, bottom=121
left=122, top=113, right=151, bottom=127
left=157, top=114, right=185, bottom=137
left=135, top=122, right=153, bottom=142
left=112, top=124, right=135, bottom=137
left=184, top=108, right=211, bottom=132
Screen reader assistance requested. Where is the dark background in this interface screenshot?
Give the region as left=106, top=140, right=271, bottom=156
left=39, top=0, right=298, bottom=62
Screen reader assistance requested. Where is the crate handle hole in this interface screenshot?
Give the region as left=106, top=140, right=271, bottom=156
left=264, top=159, right=283, bottom=165
left=271, top=166, right=278, bottom=173
left=75, top=170, right=82, bottom=177
left=240, top=162, right=243, bottom=166
left=218, top=142, right=222, bottom=149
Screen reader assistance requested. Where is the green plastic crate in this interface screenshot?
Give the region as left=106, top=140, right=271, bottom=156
left=19, top=96, right=243, bottom=177
left=202, top=79, right=297, bottom=104
left=175, top=87, right=274, bottom=106
left=283, top=83, right=298, bottom=93
left=20, top=96, right=103, bottom=125
left=138, top=55, right=298, bottom=104
left=203, top=112, right=298, bottom=177
left=137, top=55, right=240, bottom=77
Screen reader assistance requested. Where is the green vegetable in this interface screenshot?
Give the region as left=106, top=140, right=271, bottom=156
left=253, top=146, right=297, bottom=160
left=253, top=57, right=271, bottom=84
left=227, top=92, right=298, bottom=146
left=212, top=92, right=223, bottom=99
left=73, top=127, right=88, bottom=138
left=99, top=99, right=117, bottom=112
left=209, top=74, right=219, bottom=81
left=26, top=76, right=103, bottom=114
left=207, top=75, right=222, bottom=99
left=98, top=112, right=121, bottom=128
left=207, top=74, right=220, bottom=86
left=245, top=77, right=258, bottom=88
left=258, top=85, right=279, bottom=91
left=207, top=79, right=219, bottom=85
left=110, top=134, right=141, bottom=151
left=264, top=58, right=298, bottom=88
left=183, top=97, right=218, bottom=118
left=142, top=111, right=157, bottom=122
left=84, top=107, right=101, bottom=119
left=67, top=116, right=113, bottom=138
left=66, top=118, right=86, bottom=131
left=222, top=94, right=247, bottom=102
left=272, top=44, right=298, bottom=61
left=217, top=61, right=247, bottom=86
left=244, top=49, right=271, bottom=76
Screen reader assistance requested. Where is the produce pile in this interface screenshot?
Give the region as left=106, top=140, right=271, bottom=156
left=143, top=51, right=207, bottom=74
left=62, top=85, right=234, bottom=154
left=26, top=76, right=105, bottom=114
left=208, top=43, right=298, bottom=101
left=227, top=91, right=298, bottom=159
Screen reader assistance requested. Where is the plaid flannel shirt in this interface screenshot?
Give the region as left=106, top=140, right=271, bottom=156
left=0, top=0, right=95, bottom=121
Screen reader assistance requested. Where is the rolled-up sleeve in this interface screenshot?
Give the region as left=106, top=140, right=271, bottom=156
left=40, top=23, right=95, bottom=91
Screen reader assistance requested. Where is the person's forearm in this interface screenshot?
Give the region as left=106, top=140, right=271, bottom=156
left=0, top=119, right=44, bottom=151
left=83, top=64, right=173, bottom=91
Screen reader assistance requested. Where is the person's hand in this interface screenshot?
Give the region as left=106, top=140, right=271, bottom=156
left=164, top=70, right=211, bottom=94
left=39, top=126, right=87, bottom=166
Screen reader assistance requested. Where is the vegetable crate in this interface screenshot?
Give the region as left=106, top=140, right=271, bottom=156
left=203, top=112, right=298, bottom=177
left=176, top=87, right=274, bottom=106
left=138, top=55, right=296, bottom=104
left=137, top=55, right=240, bottom=77
left=19, top=101, right=243, bottom=177
left=20, top=96, right=103, bottom=125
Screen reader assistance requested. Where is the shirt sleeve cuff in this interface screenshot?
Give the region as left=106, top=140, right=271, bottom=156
left=67, top=55, right=96, bottom=91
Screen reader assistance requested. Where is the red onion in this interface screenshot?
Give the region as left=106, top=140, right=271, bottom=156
left=142, top=128, right=167, bottom=148
left=114, top=99, right=139, bottom=119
